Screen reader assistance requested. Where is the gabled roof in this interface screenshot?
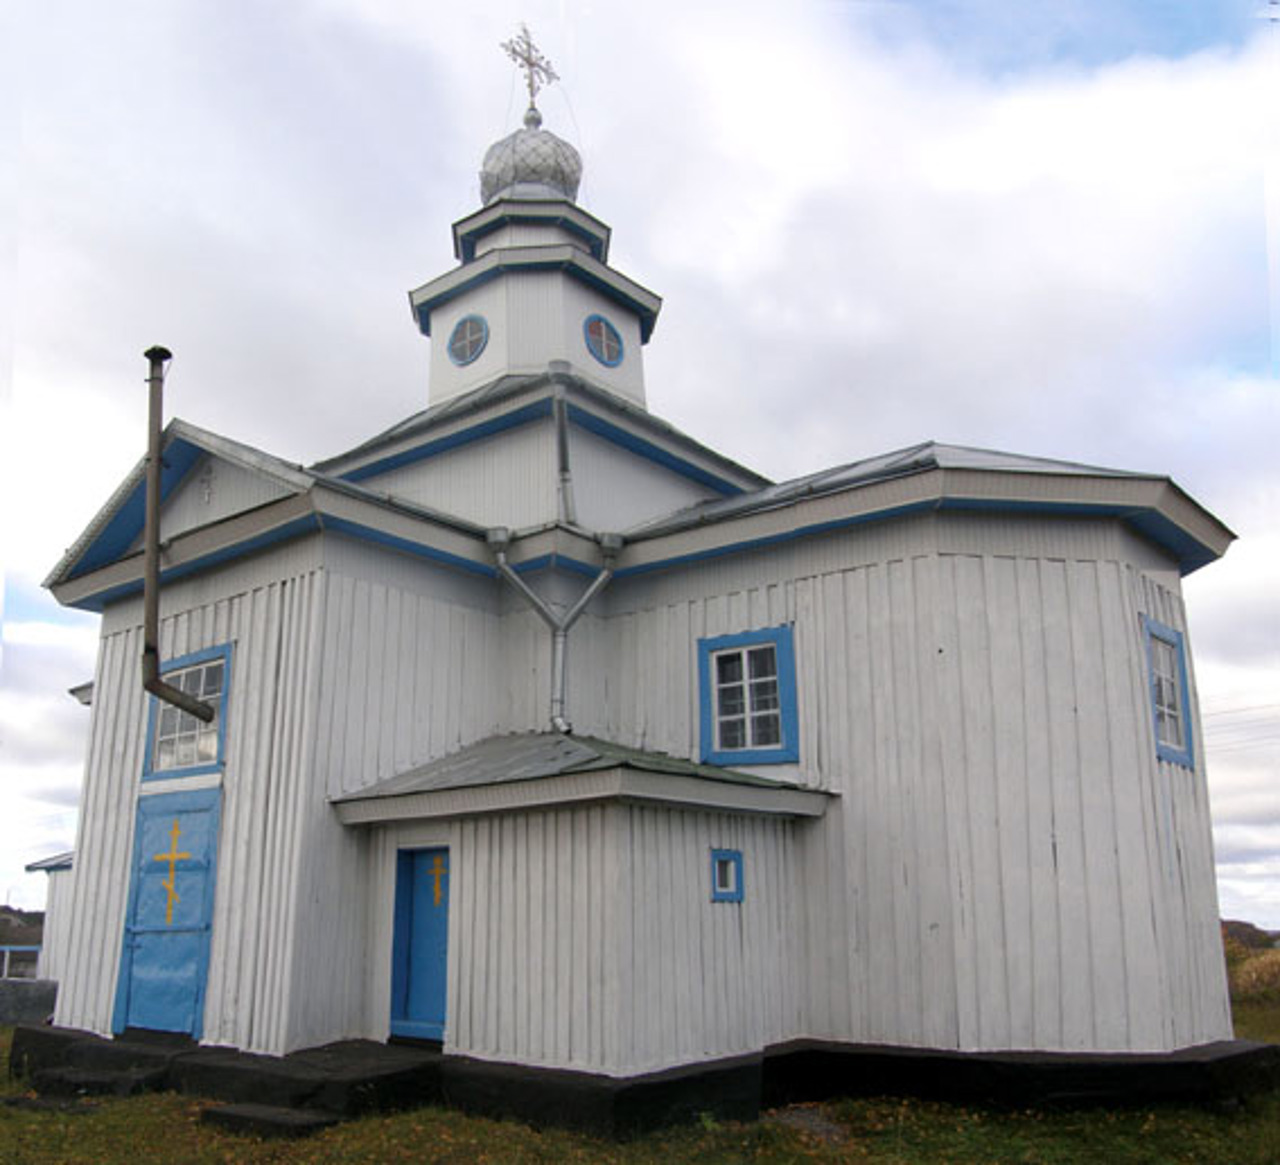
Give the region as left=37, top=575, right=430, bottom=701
left=622, top=440, right=1235, bottom=577
left=45, top=419, right=492, bottom=611
left=312, top=368, right=772, bottom=496
left=25, top=851, right=74, bottom=873
left=331, top=731, right=832, bottom=825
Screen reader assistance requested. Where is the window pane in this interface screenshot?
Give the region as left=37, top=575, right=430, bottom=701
left=749, top=678, right=779, bottom=712
left=752, top=713, right=781, bottom=746
left=156, top=740, right=176, bottom=770
left=719, top=718, right=746, bottom=750
left=176, top=738, right=196, bottom=766
left=717, top=685, right=745, bottom=717
left=197, top=728, right=218, bottom=762
left=747, top=645, right=777, bottom=680
left=203, top=662, right=224, bottom=697
left=159, top=706, right=178, bottom=736
left=715, top=858, right=734, bottom=892
left=716, top=652, right=743, bottom=685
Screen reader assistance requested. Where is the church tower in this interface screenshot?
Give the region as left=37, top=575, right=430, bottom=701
left=409, top=29, right=660, bottom=410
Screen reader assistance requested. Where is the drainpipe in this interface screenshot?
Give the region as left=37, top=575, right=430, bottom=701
left=140, top=346, right=214, bottom=723
left=489, top=528, right=620, bottom=733
left=553, top=385, right=577, bottom=526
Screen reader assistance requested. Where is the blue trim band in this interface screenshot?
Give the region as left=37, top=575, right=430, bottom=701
left=323, top=517, right=496, bottom=577
left=698, top=625, right=799, bottom=765
left=341, top=399, right=553, bottom=483
left=70, top=439, right=205, bottom=579
left=458, top=213, right=606, bottom=263
left=565, top=404, right=744, bottom=497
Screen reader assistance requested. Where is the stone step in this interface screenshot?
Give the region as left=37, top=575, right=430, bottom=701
left=32, top=1064, right=169, bottom=1098
left=200, top=1102, right=343, bottom=1139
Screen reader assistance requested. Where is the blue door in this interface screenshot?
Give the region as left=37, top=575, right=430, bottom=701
left=390, top=847, right=449, bottom=1040
left=113, top=788, right=221, bottom=1037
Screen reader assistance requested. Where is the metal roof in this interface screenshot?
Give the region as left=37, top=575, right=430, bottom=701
left=25, top=851, right=74, bottom=873
left=332, top=731, right=805, bottom=803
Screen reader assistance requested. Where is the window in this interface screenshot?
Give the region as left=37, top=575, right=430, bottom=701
left=1144, top=617, right=1193, bottom=768
left=447, top=315, right=489, bottom=366
left=698, top=626, right=799, bottom=765
left=144, top=646, right=230, bottom=780
left=711, top=849, right=743, bottom=903
left=583, top=314, right=623, bottom=367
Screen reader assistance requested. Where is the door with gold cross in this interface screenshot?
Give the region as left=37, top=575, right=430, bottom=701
left=112, top=788, right=222, bottom=1037
left=390, top=847, right=449, bottom=1041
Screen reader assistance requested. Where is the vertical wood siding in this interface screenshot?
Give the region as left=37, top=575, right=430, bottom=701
left=367, top=805, right=798, bottom=1076
left=586, top=514, right=1230, bottom=1054
left=36, top=868, right=76, bottom=983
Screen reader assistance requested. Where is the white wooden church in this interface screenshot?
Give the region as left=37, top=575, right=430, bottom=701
left=43, top=47, right=1235, bottom=1092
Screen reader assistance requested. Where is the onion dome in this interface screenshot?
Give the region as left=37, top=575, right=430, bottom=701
left=479, top=106, right=582, bottom=205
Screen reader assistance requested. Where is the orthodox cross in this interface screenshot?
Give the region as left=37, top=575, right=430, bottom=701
left=427, top=853, right=448, bottom=907
left=501, top=24, right=559, bottom=107
left=153, top=818, right=191, bottom=925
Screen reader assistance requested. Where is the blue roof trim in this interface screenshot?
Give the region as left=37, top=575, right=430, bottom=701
left=70, top=439, right=205, bottom=579
left=64, top=515, right=323, bottom=612
left=565, top=404, right=745, bottom=498
left=618, top=496, right=1216, bottom=580
left=414, top=257, right=658, bottom=342
left=322, top=517, right=495, bottom=578
left=509, top=552, right=599, bottom=578
left=339, top=399, right=553, bottom=483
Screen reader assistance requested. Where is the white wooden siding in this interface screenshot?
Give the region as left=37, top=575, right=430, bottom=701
left=584, top=512, right=1230, bottom=1054
left=37, top=868, right=76, bottom=983
left=366, top=804, right=798, bottom=1076
left=362, top=419, right=558, bottom=531
left=570, top=426, right=719, bottom=533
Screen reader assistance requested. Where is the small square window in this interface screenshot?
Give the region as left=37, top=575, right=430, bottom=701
left=698, top=626, right=798, bottom=765
left=144, top=647, right=231, bottom=780
left=1144, top=617, right=1193, bottom=769
left=711, top=849, right=743, bottom=903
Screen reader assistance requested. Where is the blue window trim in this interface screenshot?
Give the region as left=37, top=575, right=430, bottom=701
left=711, top=849, right=744, bottom=903
left=698, top=625, right=799, bottom=765
left=447, top=314, right=489, bottom=366
left=141, top=644, right=232, bottom=782
left=1143, top=616, right=1194, bottom=769
left=583, top=313, right=624, bottom=367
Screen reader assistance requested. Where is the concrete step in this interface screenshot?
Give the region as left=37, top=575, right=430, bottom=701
left=200, top=1102, right=343, bottom=1139
left=32, top=1064, right=169, bottom=1098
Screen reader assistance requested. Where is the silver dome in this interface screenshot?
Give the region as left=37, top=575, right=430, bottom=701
left=480, top=106, right=582, bottom=205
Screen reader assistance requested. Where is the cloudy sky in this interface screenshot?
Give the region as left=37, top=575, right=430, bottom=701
left=2, top=0, right=1278, bottom=928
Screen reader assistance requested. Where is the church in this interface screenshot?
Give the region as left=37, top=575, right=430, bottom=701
left=39, top=33, right=1237, bottom=1108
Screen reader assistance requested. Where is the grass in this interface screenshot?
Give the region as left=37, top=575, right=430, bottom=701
left=4, top=998, right=1279, bottom=1165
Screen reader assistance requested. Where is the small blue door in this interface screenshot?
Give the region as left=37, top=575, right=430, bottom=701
left=390, top=847, right=449, bottom=1040
left=113, top=788, right=221, bottom=1037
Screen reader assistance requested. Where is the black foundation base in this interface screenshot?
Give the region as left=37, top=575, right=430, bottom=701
left=10, top=1025, right=1279, bottom=1138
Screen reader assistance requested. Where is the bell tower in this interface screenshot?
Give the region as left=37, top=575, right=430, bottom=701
left=408, top=27, right=661, bottom=409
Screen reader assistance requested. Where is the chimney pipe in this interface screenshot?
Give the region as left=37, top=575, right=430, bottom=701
left=141, top=346, right=214, bottom=723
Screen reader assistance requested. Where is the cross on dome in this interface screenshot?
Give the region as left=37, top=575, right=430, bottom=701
left=501, top=24, right=559, bottom=110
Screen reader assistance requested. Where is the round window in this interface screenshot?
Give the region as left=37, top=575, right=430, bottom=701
left=447, top=315, right=489, bottom=366
left=583, top=314, right=623, bottom=367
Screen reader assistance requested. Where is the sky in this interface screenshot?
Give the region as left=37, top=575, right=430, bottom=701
left=2, top=1, right=1278, bottom=930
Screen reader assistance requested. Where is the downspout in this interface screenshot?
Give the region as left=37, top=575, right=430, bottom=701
left=553, top=384, right=577, bottom=526
left=489, top=528, right=620, bottom=733
left=140, top=346, right=214, bottom=723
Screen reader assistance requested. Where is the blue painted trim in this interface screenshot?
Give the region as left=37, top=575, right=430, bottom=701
left=698, top=625, right=799, bottom=765
left=390, top=849, right=414, bottom=1024
left=69, top=439, right=205, bottom=579
left=565, top=404, right=744, bottom=497
left=413, top=257, right=658, bottom=342
left=63, top=515, right=323, bottom=613
left=711, top=849, right=744, bottom=903
left=583, top=314, right=624, bottom=367
left=112, top=786, right=222, bottom=1038
left=616, top=496, right=1220, bottom=581
left=446, top=314, right=489, bottom=366
left=322, top=517, right=495, bottom=577
left=142, top=644, right=233, bottom=782
left=507, top=553, right=599, bottom=579
left=340, top=399, right=553, bottom=483
left=1143, top=616, right=1195, bottom=769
